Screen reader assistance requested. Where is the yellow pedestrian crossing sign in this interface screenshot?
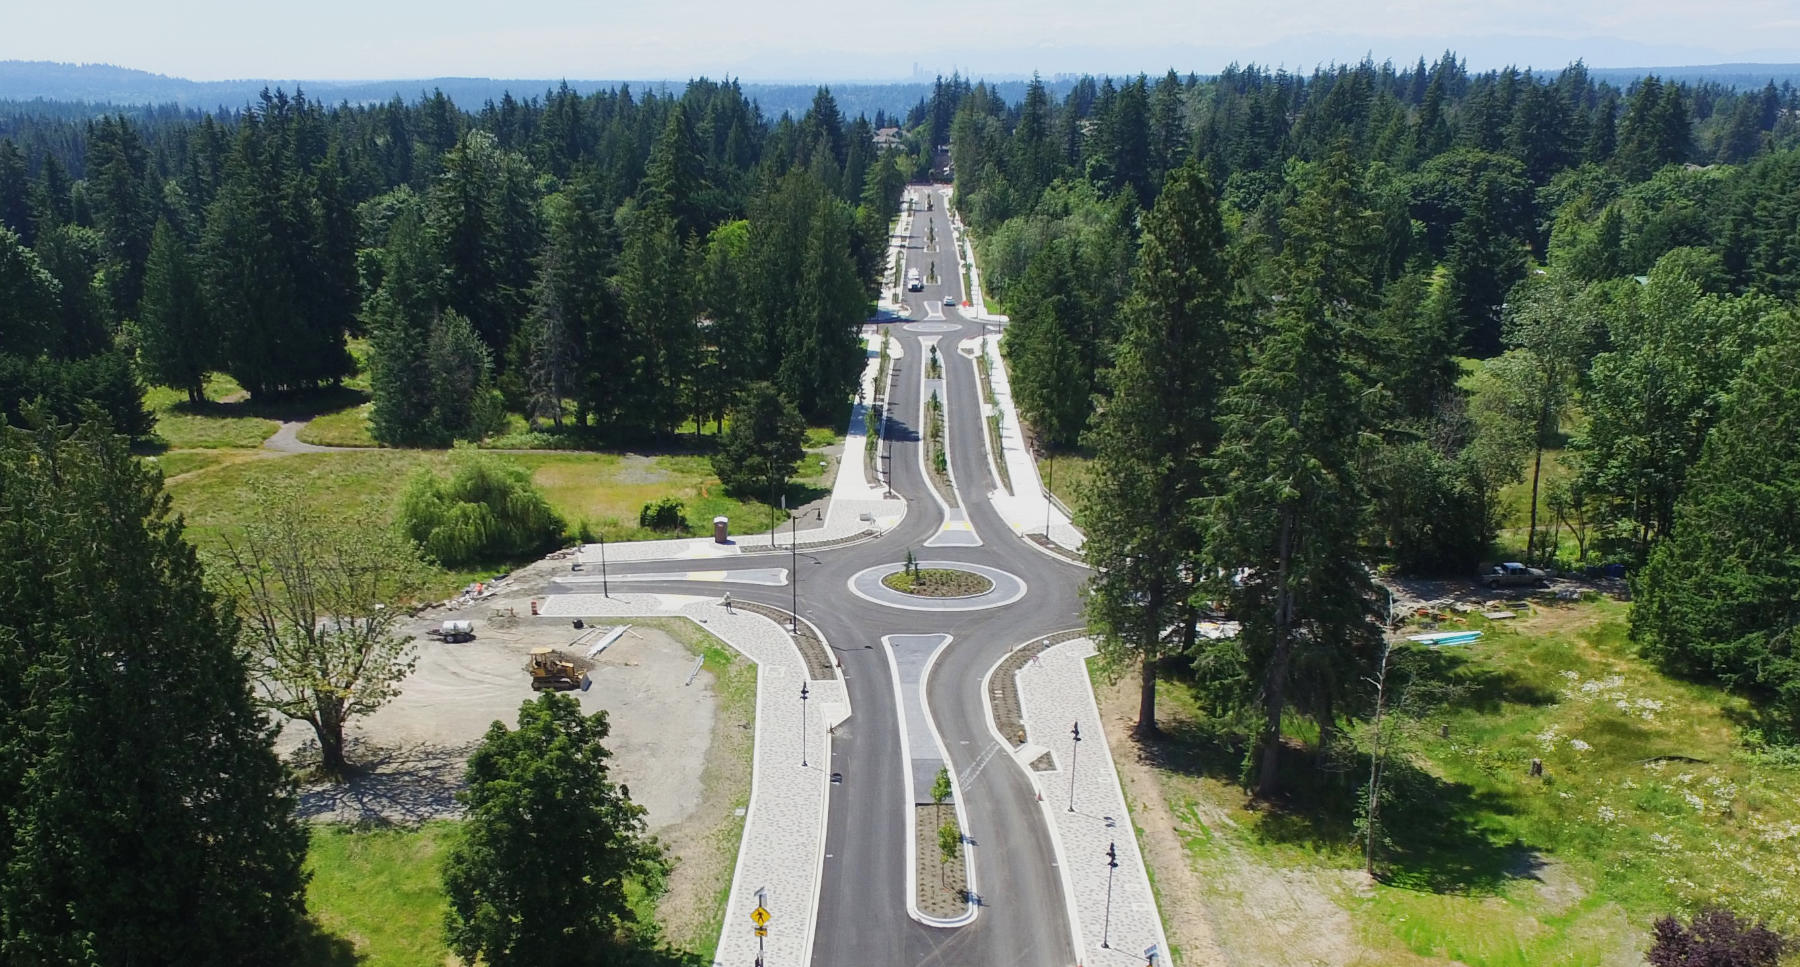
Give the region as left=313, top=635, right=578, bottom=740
left=751, top=906, right=771, bottom=927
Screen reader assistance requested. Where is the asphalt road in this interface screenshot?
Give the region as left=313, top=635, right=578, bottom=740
left=585, top=185, right=1090, bottom=966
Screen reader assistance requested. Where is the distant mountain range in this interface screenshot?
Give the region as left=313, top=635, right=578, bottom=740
left=1, top=59, right=1797, bottom=121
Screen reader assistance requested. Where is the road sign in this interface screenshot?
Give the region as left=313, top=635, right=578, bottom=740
left=754, top=926, right=768, bottom=938
left=1145, top=943, right=1160, bottom=964
left=751, top=906, right=771, bottom=927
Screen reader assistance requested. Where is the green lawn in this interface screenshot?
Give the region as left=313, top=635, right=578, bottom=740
left=143, top=375, right=278, bottom=450
left=305, top=823, right=458, bottom=967
left=1132, top=599, right=1800, bottom=966
left=1036, top=450, right=1093, bottom=518
left=298, top=402, right=378, bottom=447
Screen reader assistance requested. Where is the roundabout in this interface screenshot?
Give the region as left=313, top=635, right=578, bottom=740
left=847, top=560, right=1027, bottom=611
left=904, top=321, right=960, bottom=333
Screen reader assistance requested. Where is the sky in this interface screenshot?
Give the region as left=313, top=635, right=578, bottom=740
left=6, top=0, right=1799, bottom=81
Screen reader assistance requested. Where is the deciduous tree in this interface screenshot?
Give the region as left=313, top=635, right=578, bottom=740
left=443, top=693, right=666, bottom=967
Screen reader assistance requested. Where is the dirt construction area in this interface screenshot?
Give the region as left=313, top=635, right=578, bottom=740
left=277, top=613, right=718, bottom=831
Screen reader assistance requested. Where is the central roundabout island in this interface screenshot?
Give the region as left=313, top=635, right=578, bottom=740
left=848, top=560, right=1027, bottom=612
left=880, top=566, right=994, bottom=598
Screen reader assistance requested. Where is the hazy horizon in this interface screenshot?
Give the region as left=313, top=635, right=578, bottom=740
left=5, top=1, right=1799, bottom=84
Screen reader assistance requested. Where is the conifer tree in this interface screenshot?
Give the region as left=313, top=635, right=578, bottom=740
left=1084, top=162, right=1237, bottom=736
left=0, top=414, right=309, bottom=962
left=137, top=219, right=213, bottom=403
left=1205, top=151, right=1384, bottom=796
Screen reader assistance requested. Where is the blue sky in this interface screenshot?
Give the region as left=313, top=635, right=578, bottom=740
left=6, top=0, right=1798, bottom=81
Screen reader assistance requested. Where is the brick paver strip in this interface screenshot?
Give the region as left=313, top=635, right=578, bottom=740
left=1013, top=637, right=1172, bottom=967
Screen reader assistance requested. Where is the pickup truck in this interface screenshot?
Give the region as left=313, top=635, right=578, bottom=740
left=1480, top=562, right=1549, bottom=589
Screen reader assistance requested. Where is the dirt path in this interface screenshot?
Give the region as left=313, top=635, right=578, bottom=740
left=1096, top=670, right=1373, bottom=967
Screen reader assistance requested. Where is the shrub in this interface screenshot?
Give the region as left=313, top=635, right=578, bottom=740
left=1649, top=908, right=1786, bottom=967
left=638, top=497, right=687, bottom=532
left=398, top=452, right=566, bottom=566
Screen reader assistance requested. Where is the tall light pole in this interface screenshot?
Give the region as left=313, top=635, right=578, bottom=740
left=800, top=682, right=810, bottom=767
left=1043, top=450, right=1055, bottom=539
left=599, top=533, right=609, bottom=598
left=799, top=504, right=806, bottom=633
left=1067, top=720, right=1081, bottom=812
left=1101, top=841, right=1119, bottom=949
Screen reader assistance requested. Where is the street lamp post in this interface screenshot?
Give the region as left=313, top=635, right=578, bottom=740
left=1101, top=841, right=1119, bottom=949
left=800, top=682, right=810, bottom=768
left=1043, top=449, right=1056, bottom=539
left=1068, top=720, right=1081, bottom=812
left=599, top=533, right=609, bottom=598
left=790, top=510, right=799, bottom=632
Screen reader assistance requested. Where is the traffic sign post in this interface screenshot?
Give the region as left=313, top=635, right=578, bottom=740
left=751, top=904, right=771, bottom=963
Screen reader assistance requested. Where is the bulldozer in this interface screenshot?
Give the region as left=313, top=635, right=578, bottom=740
left=527, top=647, right=589, bottom=691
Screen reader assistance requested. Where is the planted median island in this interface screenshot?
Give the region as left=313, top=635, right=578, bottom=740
left=883, top=554, right=993, bottom=597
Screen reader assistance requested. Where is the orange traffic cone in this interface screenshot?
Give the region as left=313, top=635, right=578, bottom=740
left=530, top=599, right=539, bottom=616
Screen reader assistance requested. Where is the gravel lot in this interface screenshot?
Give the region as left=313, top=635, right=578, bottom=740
left=278, top=614, right=716, bottom=828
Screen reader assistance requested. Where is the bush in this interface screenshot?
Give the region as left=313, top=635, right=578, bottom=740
left=1649, top=908, right=1786, bottom=966
left=638, top=497, right=687, bottom=532
left=398, top=452, right=566, bottom=567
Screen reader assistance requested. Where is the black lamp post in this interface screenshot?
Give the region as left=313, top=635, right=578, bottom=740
left=1101, top=841, right=1119, bottom=949
left=599, top=532, right=609, bottom=598
left=790, top=510, right=799, bottom=632
left=800, top=682, right=810, bottom=767
left=1068, top=720, right=1081, bottom=812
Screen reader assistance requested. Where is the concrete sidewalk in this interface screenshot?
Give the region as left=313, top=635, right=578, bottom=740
left=974, top=332, right=1085, bottom=553
left=576, top=333, right=904, bottom=565
left=1012, top=637, right=1170, bottom=967
left=536, top=591, right=848, bottom=967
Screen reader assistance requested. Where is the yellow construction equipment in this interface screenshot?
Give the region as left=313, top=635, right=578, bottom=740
left=527, top=647, right=588, bottom=691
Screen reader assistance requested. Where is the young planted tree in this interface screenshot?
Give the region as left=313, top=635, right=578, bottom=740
left=1084, top=162, right=1237, bottom=737
left=443, top=693, right=666, bottom=967
left=215, top=485, right=427, bottom=776
left=938, top=822, right=961, bottom=889
left=0, top=414, right=309, bottom=962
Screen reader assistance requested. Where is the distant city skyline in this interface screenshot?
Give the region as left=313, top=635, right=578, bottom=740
left=5, top=0, right=1798, bottom=82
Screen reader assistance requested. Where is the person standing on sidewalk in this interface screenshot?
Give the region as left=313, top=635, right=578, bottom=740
left=722, top=591, right=734, bottom=614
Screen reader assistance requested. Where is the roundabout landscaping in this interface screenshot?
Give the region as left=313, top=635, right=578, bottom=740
left=846, top=560, right=1028, bottom=612
left=881, top=566, right=993, bottom=597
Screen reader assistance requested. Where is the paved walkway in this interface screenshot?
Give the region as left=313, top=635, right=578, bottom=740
left=575, top=333, right=904, bottom=565
left=973, top=332, right=1086, bottom=553
left=535, top=591, right=847, bottom=967
left=1011, top=637, right=1170, bottom=967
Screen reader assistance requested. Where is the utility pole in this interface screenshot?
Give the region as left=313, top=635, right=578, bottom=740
left=1364, top=587, right=1398, bottom=876
left=599, top=533, right=609, bottom=598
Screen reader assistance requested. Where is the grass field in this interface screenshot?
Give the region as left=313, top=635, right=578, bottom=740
left=297, top=402, right=378, bottom=447
left=1037, top=450, right=1093, bottom=518
left=305, top=823, right=459, bottom=967
left=1113, top=599, right=1800, bottom=966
